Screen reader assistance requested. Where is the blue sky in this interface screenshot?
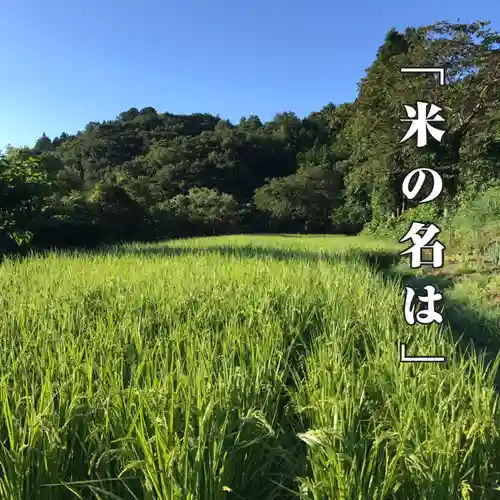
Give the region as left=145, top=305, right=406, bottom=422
left=1, top=0, right=498, bottom=148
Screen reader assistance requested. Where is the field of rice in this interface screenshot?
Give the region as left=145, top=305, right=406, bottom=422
left=0, top=234, right=499, bottom=499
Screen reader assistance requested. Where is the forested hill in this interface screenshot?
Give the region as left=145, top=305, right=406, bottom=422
left=1, top=20, right=500, bottom=252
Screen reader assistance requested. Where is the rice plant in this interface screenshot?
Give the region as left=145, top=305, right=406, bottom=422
left=0, top=235, right=498, bottom=499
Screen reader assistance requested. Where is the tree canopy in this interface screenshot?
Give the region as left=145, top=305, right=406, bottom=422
left=2, top=20, right=499, bottom=253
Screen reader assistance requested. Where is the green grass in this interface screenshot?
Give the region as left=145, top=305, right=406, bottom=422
left=0, top=234, right=499, bottom=499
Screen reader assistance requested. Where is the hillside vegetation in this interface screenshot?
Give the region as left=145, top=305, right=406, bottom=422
left=1, top=18, right=500, bottom=500
left=1, top=20, right=499, bottom=259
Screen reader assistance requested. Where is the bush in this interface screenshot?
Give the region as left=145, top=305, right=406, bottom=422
left=449, top=185, right=500, bottom=259
left=365, top=202, right=443, bottom=241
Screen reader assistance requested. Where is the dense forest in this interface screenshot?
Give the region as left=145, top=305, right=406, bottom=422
left=1, top=20, right=499, bottom=254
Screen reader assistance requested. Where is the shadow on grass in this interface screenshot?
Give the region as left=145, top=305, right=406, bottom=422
left=115, top=243, right=401, bottom=498
left=3, top=242, right=400, bottom=497
left=24, top=241, right=500, bottom=496
left=58, top=241, right=500, bottom=378
left=383, top=267, right=500, bottom=388
left=121, top=243, right=500, bottom=381
left=116, top=243, right=400, bottom=272
left=118, top=244, right=500, bottom=496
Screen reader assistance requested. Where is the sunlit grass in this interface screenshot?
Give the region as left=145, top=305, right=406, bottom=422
left=0, top=235, right=498, bottom=499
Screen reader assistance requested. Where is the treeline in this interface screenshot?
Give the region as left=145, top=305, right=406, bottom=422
left=1, top=20, right=499, bottom=253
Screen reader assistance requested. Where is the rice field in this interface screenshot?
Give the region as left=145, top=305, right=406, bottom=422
left=0, top=234, right=499, bottom=499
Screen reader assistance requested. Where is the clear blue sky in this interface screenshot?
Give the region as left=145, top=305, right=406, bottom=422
left=1, top=0, right=498, bottom=149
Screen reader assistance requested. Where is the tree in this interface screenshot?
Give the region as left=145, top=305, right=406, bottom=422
left=90, top=183, right=151, bottom=242
left=344, top=21, right=500, bottom=220
left=1, top=19, right=498, bottom=252
left=162, top=188, right=242, bottom=235
left=238, top=115, right=263, bottom=133
left=33, top=133, right=53, bottom=154
left=119, top=108, right=140, bottom=121
left=0, top=155, right=48, bottom=251
left=254, top=165, right=343, bottom=232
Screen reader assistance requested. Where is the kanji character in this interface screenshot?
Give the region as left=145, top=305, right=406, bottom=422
left=400, top=101, right=445, bottom=147
left=400, top=222, right=445, bottom=268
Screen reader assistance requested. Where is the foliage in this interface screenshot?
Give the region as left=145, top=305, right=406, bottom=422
left=162, top=187, right=243, bottom=235
left=2, top=20, right=500, bottom=254
left=449, top=185, right=500, bottom=259
left=3, top=18, right=500, bottom=498
left=0, top=155, right=48, bottom=252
